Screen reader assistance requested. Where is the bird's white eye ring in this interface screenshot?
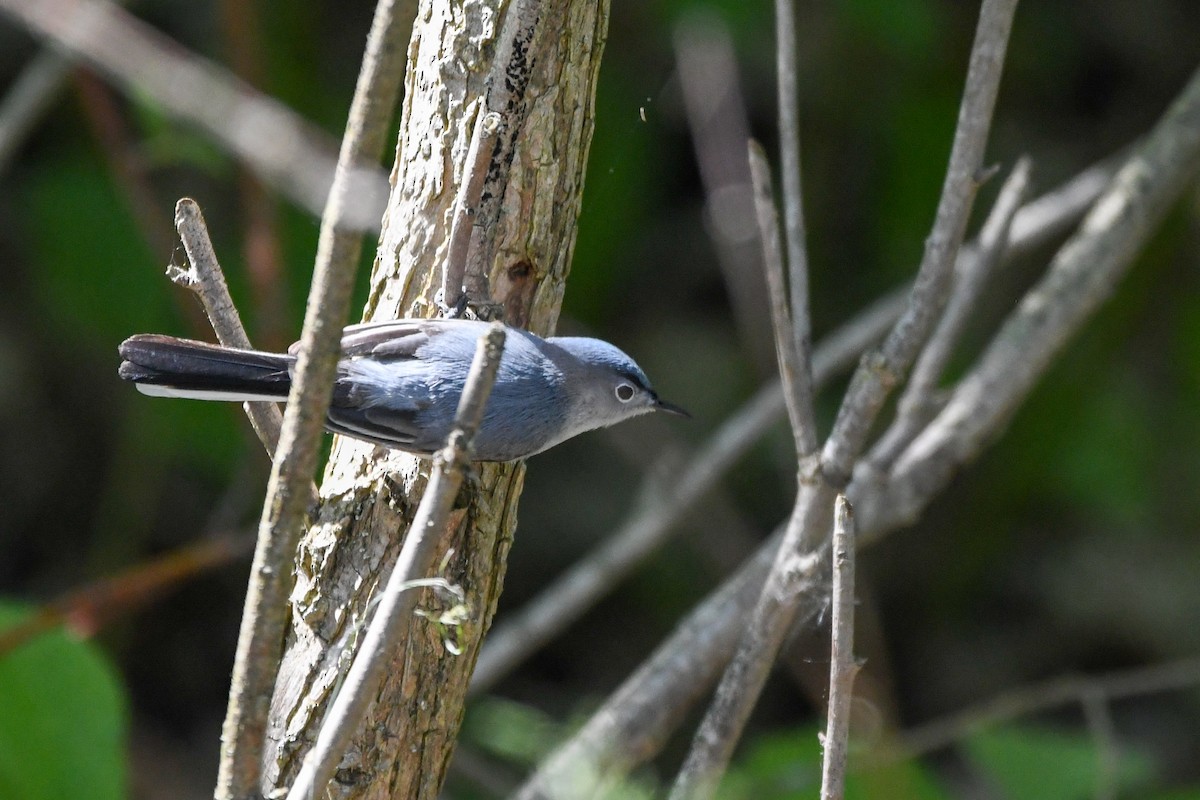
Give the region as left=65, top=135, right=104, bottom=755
left=615, top=383, right=635, bottom=402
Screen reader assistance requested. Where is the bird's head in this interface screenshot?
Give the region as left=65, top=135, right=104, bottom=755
left=551, top=336, right=690, bottom=429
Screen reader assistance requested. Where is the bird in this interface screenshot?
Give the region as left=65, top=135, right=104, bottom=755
left=118, top=318, right=688, bottom=462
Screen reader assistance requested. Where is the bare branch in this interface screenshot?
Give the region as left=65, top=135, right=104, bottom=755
left=1007, top=156, right=1116, bottom=249
left=264, top=0, right=602, bottom=792
left=870, top=156, right=1033, bottom=469
left=285, top=325, right=506, bottom=800
left=461, top=0, right=545, bottom=315
left=822, top=0, right=1019, bottom=489
left=749, top=140, right=817, bottom=454
left=865, top=63, right=1200, bottom=538
left=819, top=496, right=858, bottom=800
left=171, top=199, right=286, bottom=455
left=214, top=1, right=410, bottom=795
left=894, top=655, right=1200, bottom=759
left=442, top=109, right=503, bottom=312
left=471, top=289, right=904, bottom=697
left=1082, top=687, right=1119, bottom=800
left=0, top=49, right=71, bottom=175
left=673, top=13, right=772, bottom=371
left=772, top=0, right=818, bottom=452
left=667, top=4, right=1020, bottom=790
left=0, top=0, right=390, bottom=227
left=0, top=534, right=248, bottom=656
left=512, top=152, right=1114, bottom=799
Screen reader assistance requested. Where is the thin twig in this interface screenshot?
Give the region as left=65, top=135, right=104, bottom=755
left=218, top=0, right=292, bottom=349
left=0, top=0, right=390, bottom=227
left=821, top=0, right=1020, bottom=489
left=285, top=325, right=507, bottom=800
left=894, top=656, right=1200, bottom=759
left=0, top=49, right=72, bottom=175
left=819, top=496, right=858, bottom=800
left=1007, top=156, right=1115, bottom=248
left=461, top=0, right=544, bottom=311
left=0, top=535, right=248, bottom=656
left=748, top=140, right=816, bottom=454
left=672, top=12, right=773, bottom=371
left=476, top=157, right=1109, bottom=700
left=772, top=0, right=818, bottom=453
left=865, top=63, right=1200, bottom=539
left=73, top=71, right=177, bottom=256
left=668, top=490, right=824, bottom=800
left=549, top=117, right=1166, bottom=786
left=172, top=199, right=286, bottom=456
left=511, top=152, right=1112, bottom=800
left=670, top=3, right=1021, bottom=792
left=870, top=156, right=1033, bottom=469
left=471, top=289, right=904, bottom=697
left=0, top=0, right=133, bottom=175
left=1081, top=688, right=1119, bottom=800
left=214, top=1, right=410, bottom=796
left=442, top=108, right=503, bottom=312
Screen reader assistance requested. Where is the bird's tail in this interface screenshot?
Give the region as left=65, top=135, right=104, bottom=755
left=118, top=334, right=294, bottom=402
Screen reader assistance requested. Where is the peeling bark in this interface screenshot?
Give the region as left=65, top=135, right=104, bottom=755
left=262, top=0, right=610, bottom=796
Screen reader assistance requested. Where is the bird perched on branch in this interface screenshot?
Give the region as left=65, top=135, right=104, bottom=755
left=118, top=318, right=687, bottom=462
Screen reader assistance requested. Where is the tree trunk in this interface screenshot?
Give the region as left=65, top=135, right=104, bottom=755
left=261, top=0, right=611, bottom=796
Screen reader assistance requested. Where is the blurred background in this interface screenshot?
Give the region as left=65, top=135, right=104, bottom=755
left=1, top=0, right=1199, bottom=798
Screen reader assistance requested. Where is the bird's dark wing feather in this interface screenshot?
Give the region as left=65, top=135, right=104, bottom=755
left=325, top=405, right=428, bottom=452
left=286, top=320, right=436, bottom=360
left=341, top=320, right=433, bottom=359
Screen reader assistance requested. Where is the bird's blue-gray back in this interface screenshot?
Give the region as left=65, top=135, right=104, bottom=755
left=329, top=321, right=571, bottom=460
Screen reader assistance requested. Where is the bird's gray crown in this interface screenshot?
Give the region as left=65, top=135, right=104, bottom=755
left=549, top=336, right=652, bottom=389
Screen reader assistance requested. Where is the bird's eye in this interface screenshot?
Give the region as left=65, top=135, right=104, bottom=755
left=615, top=383, right=635, bottom=402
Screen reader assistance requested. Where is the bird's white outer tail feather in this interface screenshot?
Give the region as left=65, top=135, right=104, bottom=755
left=119, top=333, right=295, bottom=402
left=133, top=383, right=287, bottom=403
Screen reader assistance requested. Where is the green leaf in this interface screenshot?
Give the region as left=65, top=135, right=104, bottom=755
left=846, top=758, right=949, bottom=800
left=843, top=0, right=937, bottom=57
left=0, top=603, right=128, bottom=800
left=966, top=725, right=1153, bottom=800
left=720, top=727, right=949, bottom=800
left=1141, top=789, right=1200, bottom=800
left=19, top=150, right=168, bottom=342
left=463, top=696, right=562, bottom=765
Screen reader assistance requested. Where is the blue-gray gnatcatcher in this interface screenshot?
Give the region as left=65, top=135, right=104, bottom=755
left=118, top=318, right=687, bottom=461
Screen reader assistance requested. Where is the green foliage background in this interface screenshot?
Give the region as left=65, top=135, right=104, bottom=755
left=0, top=0, right=1198, bottom=797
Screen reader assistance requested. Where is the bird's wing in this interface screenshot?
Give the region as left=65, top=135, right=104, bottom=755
left=324, top=407, right=429, bottom=452
left=287, top=319, right=435, bottom=360
left=321, top=320, right=454, bottom=452
left=343, top=320, right=435, bottom=360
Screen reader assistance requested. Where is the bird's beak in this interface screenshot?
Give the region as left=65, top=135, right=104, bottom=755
left=653, top=396, right=691, bottom=418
